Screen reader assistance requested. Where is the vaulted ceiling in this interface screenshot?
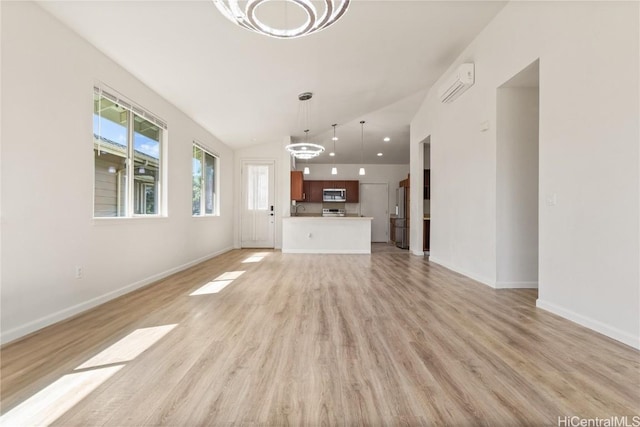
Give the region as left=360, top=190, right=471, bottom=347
left=39, top=0, right=507, bottom=164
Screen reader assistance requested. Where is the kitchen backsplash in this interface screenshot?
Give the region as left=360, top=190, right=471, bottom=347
left=294, top=202, right=360, bottom=215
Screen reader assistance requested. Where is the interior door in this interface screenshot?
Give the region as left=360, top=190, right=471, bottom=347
left=360, top=183, right=389, bottom=242
left=241, top=161, right=275, bottom=248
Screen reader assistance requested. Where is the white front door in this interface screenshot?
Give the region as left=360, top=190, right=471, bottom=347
left=241, top=161, right=275, bottom=248
left=360, top=183, right=389, bottom=242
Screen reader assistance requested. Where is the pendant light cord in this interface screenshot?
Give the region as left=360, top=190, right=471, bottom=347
left=360, top=120, right=365, bottom=163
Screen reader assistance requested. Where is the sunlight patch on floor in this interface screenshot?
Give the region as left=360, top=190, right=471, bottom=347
left=214, top=271, right=245, bottom=281
left=0, top=365, right=123, bottom=427
left=242, top=252, right=270, bottom=263
left=189, top=279, right=234, bottom=295
left=0, top=324, right=178, bottom=426
left=76, top=324, right=177, bottom=370
left=190, top=271, right=245, bottom=296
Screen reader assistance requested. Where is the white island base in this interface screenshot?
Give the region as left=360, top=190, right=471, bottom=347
left=282, top=216, right=373, bottom=254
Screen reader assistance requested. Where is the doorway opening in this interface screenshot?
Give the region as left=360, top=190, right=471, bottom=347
left=420, top=136, right=431, bottom=256
left=496, top=59, right=540, bottom=292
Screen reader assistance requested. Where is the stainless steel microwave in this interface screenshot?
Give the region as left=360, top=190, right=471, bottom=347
left=323, top=188, right=346, bottom=202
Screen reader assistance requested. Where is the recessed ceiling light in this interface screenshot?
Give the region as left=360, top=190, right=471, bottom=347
left=332, top=137, right=338, bottom=141
left=377, top=152, right=383, bottom=157
left=383, top=137, right=391, bottom=142
left=329, top=152, right=335, bottom=156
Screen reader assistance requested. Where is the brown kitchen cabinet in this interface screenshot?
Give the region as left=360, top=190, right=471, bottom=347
left=291, top=171, right=304, bottom=201
left=302, top=180, right=360, bottom=203
left=308, top=180, right=324, bottom=202
left=390, top=218, right=397, bottom=243
left=303, top=180, right=310, bottom=202
left=325, top=180, right=345, bottom=189
left=399, top=173, right=410, bottom=188
left=424, top=169, right=430, bottom=200
left=345, top=180, right=359, bottom=203
left=423, top=219, right=430, bottom=251
left=397, top=174, right=410, bottom=248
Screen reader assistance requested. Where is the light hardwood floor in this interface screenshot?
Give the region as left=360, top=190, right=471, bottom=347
left=1, top=246, right=639, bottom=426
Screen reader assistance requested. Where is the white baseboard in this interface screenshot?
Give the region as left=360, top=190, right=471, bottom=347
left=496, top=281, right=538, bottom=289
left=428, top=256, right=496, bottom=288
left=536, top=299, right=640, bottom=350
left=411, top=249, right=426, bottom=256
left=0, top=246, right=234, bottom=345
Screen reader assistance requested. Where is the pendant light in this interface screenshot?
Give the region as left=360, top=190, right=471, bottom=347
left=359, top=121, right=366, bottom=176
left=286, top=92, right=325, bottom=160
left=331, top=124, right=338, bottom=175
left=301, top=131, right=313, bottom=175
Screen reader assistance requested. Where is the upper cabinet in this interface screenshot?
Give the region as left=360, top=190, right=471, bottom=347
left=292, top=178, right=360, bottom=203
left=309, top=181, right=324, bottom=202
left=345, top=181, right=359, bottom=203
left=424, top=169, right=430, bottom=200
left=399, top=174, right=410, bottom=188
left=303, top=180, right=311, bottom=202
left=291, top=171, right=304, bottom=201
left=325, top=180, right=345, bottom=189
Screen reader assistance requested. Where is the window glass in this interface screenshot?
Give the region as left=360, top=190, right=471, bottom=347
left=133, top=115, right=161, bottom=215
left=93, top=94, right=129, bottom=217
left=192, top=146, right=203, bottom=215
left=204, top=152, right=216, bottom=215
left=247, top=165, right=268, bottom=211
left=93, top=90, right=165, bottom=218
left=192, top=143, right=218, bottom=216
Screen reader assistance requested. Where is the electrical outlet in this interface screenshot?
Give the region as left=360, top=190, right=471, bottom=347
left=75, top=266, right=83, bottom=279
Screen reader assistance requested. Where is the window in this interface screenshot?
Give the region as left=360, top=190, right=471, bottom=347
left=247, top=164, right=269, bottom=211
left=93, top=87, right=166, bottom=217
left=192, top=144, right=219, bottom=216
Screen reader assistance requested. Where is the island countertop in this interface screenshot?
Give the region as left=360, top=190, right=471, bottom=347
left=284, top=216, right=373, bottom=220
left=282, top=216, right=372, bottom=254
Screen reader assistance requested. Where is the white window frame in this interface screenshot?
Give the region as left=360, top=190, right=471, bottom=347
left=192, top=142, right=220, bottom=217
left=93, top=85, right=168, bottom=218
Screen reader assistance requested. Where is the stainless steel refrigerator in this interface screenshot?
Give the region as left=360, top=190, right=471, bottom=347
left=395, top=187, right=409, bottom=249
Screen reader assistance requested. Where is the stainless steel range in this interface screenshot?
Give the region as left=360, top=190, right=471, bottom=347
left=322, top=208, right=346, bottom=217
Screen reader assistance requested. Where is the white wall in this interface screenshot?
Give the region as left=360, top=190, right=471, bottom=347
left=410, top=1, right=639, bottom=348
left=0, top=2, right=235, bottom=343
left=298, top=163, right=409, bottom=218
left=496, top=87, right=539, bottom=288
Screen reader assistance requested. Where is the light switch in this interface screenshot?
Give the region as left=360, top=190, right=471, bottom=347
left=546, top=193, right=557, bottom=206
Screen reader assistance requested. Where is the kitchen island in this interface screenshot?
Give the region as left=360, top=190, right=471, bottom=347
left=282, top=216, right=373, bottom=254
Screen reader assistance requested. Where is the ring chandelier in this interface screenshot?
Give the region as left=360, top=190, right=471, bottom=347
left=286, top=128, right=325, bottom=159
left=213, top=0, right=351, bottom=39
left=286, top=142, right=326, bottom=159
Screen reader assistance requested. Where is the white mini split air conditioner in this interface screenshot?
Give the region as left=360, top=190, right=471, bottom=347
left=438, top=63, right=475, bottom=103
